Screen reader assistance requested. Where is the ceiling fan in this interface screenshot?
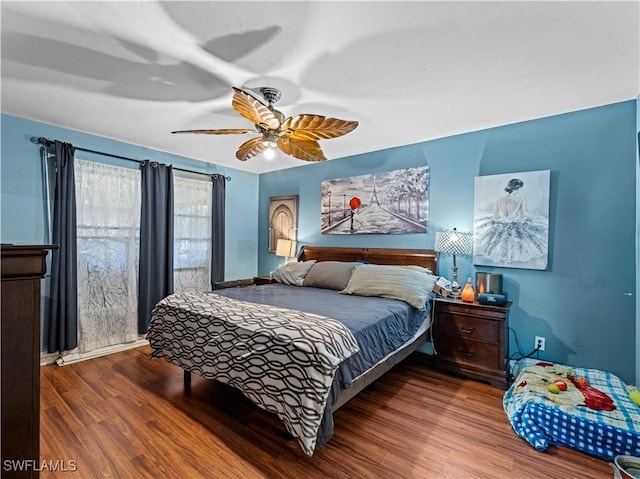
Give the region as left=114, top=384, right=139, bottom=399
left=172, top=87, right=358, bottom=162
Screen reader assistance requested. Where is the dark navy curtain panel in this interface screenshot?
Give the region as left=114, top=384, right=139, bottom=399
left=138, top=161, right=174, bottom=334
left=210, top=174, right=226, bottom=288
left=45, top=141, right=78, bottom=353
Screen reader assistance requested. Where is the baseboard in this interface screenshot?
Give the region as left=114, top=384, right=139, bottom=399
left=40, top=352, right=60, bottom=366
left=40, top=338, right=149, bottom=366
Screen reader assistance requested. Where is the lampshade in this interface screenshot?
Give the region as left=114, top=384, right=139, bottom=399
left=276, top=239, right=297, bottom=258
left=434, top=228, right=473, bottom=256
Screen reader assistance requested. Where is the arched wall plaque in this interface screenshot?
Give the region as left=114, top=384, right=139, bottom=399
left=268, top=195, right=298, bottom=253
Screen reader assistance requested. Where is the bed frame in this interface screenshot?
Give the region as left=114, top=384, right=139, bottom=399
left=184, top=246, right=438, bottom=412
left=298, top=246, right=437, bottom=271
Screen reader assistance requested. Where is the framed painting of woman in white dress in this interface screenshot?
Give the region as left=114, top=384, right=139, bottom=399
left=473, top=170, right=550, bottom=270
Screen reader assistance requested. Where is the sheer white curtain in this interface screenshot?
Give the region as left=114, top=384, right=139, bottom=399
left=174, top=174, right=212, bottom=292
left=75, top=159, right=140, bottom=353
left=64, top=163, right=210, bottom=357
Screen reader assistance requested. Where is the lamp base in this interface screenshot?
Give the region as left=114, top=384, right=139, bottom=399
left=450, top=265, right=462, bottom=298
left=451, top=280, right=461, bottom=298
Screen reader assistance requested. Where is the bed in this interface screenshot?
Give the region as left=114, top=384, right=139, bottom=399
left=503, top=358, right=640, bottom=461
left=146, top=246, right=438, bottom=455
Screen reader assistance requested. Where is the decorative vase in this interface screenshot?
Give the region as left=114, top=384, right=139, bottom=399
left=461, top=278, right=475, bottom=303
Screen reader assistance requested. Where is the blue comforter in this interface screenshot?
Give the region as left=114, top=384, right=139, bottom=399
left=214, top=283, right=431, bottom=386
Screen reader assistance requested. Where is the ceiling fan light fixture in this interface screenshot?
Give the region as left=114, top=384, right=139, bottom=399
left=263, top=147, right=276, bottom=160
left=261, top=130, right=279, bottom=148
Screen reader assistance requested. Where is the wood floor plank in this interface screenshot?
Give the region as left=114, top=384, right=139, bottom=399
left=39, top=346, right=614, bottom=478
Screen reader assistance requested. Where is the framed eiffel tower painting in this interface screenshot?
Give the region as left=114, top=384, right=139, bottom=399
left=320, top=166, right=429, bottom=234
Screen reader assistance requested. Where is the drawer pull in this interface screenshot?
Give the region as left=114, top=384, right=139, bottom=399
left=459, top=325, right=476, bottom=334
left=458, top=346, right=474, bottom=357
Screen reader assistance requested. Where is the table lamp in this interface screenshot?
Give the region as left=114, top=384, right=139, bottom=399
left=434, top=227, right=473, bottom=298
left=275, top=239, right=297, bottom=265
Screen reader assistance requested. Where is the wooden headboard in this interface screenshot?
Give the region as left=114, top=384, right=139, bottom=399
left=298, top=246, right=438, bottom=274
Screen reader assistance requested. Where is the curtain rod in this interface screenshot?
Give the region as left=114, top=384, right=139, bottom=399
left=34, top=137, right=231, bottom=181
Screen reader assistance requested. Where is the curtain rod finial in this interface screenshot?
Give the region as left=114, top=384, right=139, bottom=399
left=32, top=136, right=53, bottom=146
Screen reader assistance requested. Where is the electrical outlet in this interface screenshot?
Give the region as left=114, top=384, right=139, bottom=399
left=535, top=336, right=546, bottom=351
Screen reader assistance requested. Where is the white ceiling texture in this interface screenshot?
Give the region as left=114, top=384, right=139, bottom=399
left=2, top=1, right=638, bottom=174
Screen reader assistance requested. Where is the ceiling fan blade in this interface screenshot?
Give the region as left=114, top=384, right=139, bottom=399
left=236, top=137, right=267, bottom=161
left=231, top=87, right=281, bottom=130
left=281, top=115, right=358, bottom=141
left=277, top=138, right=326, bottom=162
left=171, top=128, right=256, bottom=135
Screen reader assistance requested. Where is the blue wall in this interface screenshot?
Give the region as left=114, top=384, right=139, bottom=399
left=0, top=114, right=260, bottom=280
left=1, top=102, right=636, bottom=383
left=258, top=101, right=637, bottom=383
left=636, top=96, right=640, bottom=387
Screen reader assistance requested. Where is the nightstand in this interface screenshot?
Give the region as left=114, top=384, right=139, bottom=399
left=432, top=296, right=511, bottom=389
left=253, top=276, right=276, bottom=285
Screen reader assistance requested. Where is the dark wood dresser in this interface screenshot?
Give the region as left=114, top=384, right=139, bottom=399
left=1, top=244, right=56, bottom=478
left=432, top=296, right=511, bottom=389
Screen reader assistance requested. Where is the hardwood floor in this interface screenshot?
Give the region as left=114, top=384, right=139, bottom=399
left=39, top=346, right=613, bottom=479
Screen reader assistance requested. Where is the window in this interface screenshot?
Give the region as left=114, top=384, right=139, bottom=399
left=173, top=174, right=212, bottom=292
left=50, top=158, right=213, bottom=355
left=75, top=159, right=140, bottom=352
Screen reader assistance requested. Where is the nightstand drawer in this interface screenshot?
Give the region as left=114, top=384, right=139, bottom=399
left=437, top=313, right=499, bottom=344
left=436, top=336, right=502, bottom=370
left=435, top=301, right=508, bottom=321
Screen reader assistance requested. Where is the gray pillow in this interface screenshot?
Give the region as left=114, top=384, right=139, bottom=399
left=340, top=264, right=438, bottom=310
left=303, top=261, right=360, bottom=290
left=272, top=260, right=317, bottom=286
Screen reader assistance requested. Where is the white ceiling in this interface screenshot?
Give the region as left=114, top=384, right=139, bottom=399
left=2, top=1, right=638, bottom=174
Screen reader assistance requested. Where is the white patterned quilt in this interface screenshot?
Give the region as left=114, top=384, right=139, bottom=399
left=146, top=292, right=360, bottom=455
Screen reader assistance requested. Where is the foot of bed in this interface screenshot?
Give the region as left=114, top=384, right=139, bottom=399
left=184, top=370, right=191, bottom=393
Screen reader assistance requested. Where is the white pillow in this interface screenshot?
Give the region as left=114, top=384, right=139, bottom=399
left=272, top=260, right=317, bottom=286
left=403, top=265, right=433, bottom=275
left=340, top=264, right=437, bottom=309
